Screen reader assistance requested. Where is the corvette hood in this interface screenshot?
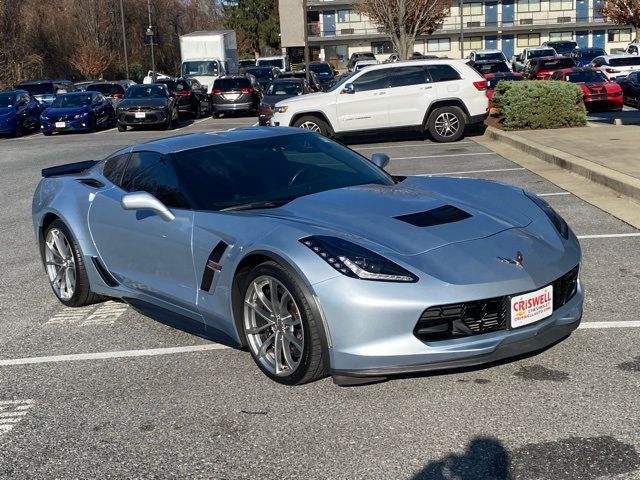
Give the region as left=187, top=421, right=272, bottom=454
left=262, top=177, right=533, bottom=256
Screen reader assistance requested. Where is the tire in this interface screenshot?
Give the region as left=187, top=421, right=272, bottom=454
left=117, top=124, right=127, bottom=132
left=241, top=261, right=328, bottom=385
left=212, top=110, right=220, bottom=119
left=43, top=131, right=52, bottom=136
left=292, top=115, right=330, bottom=136
left=87, top=116, right=96, bottom=133
left=426, top=106, right=466, bottom=143
left=42, top=219, right=105, bottom=307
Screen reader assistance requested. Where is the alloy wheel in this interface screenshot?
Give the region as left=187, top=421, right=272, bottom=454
left=44, top=228, right=76, bottom=300
left=244, top=275, right=304, bottom=376
left=297, top=121, right=321, bottom=132
left=434, top=112, right=460, bottom=138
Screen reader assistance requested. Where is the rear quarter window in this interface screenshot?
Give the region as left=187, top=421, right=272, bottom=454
left=426, top=65, right=461, bottom=82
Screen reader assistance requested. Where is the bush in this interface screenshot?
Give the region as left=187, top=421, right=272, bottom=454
left=492, top=80, right=586, bottom=131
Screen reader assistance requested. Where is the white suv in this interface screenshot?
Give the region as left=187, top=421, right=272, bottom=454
left=590, top=54, right=640, bottom=80
left=270, top=60, right=489, bottom=143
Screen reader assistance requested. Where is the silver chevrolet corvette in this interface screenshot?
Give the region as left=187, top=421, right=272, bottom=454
left=32, top=128, right=583, bottom=385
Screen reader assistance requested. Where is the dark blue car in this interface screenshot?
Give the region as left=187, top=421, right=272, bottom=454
left=40, top=91, right=115, bottom=135
left=0, top=90, right=42, bottom=137
left=571, top=47, right=607, bottom=67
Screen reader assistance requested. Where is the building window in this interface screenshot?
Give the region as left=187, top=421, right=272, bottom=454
left=517, top=33, right=541, bottom=46
left=427, top=38, right=451, bottom=52
left=516, top=0, right=540, bottom=12
left=462, top=2, right=483, bottom=15
left=372, top=41, right=394, bottom=54
left=463, top=36, right=483, bottom=50
left=549, top=0, right=572, bottom=10
left=337, top=9, right=361, bottom=23
left=607, top=28, right=632, bottom=42
left=549, top=31, right=573, bottom=41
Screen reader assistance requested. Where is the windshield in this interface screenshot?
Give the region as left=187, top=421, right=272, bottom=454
left=547, top=42, right=576, bottom=52
left=257, top=59, right=284, bottom=68
left=474, top=62, right=510, bottom=74
left=0, top=93, right=16, bottom=107
left=266, top=82, right=303, bottom=96
left=609, top=57, right=640, bottom=67
left=247, top=68, right=274, bottom=79
left=182, top=61, right=219, bottom=76
left=51, top=94, right=92, bottom=108
left=156, top=80, right=189, bottom=93
left=126, top=85, right=167, bottom=99
left=565, top=70, right=607, bottom=83
left=487, top=75, right=524, bottom=88
left=327, top=73, right=355, bottom=92
left=309, top=63, right=332, bottom=75
left=580, top=49, right=606, bottom=60
left=529, top=49, right=556, bottom=59
left=539, top=58, right=575, bottom=69
left=19, top=83, right=54, bottom=96
left=476, top=52, right=505, bottom=61
left=173, top=133, right=394, bottom=211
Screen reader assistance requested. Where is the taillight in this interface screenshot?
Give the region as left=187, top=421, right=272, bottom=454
left=176, top=90, right=191, bottom=96
left=605, top=68, right=620, bottom=73
left=212, top=89, right=222, bottom=94
left=473, top=80, right=487, bottom=91
left=241, top=87, right=253, bottom=94
left=111, top=93, right=123, bottom=99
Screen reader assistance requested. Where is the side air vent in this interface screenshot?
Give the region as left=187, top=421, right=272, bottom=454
left=200, top=241, right=229, bottom=291
left=394, top=205, right=471, bottom=227
left=91, top=257, right=119, bottom=287
left=78, top=178, right=105, bottom=188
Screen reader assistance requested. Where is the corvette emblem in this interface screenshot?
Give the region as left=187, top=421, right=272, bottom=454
left=497, top=251, right=524, bottom=267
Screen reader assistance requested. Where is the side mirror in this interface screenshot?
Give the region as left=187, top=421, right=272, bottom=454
left=370, top=153, right=390, bottom=169
left=121, top=191, right=175, bottom=222
left=341, top=83, right=355, bottom=94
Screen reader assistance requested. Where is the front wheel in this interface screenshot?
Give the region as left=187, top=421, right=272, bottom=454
left=241, top=261, right=327, bottom=385
left=426, top=106, right=466, bottom=143
left=117, top=124, right=127, bottom=132
left=292, top=115, right=330, bottom=136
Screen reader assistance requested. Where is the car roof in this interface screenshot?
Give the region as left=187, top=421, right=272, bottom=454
left=120, top=127, right=306, bottom=155
left=247, top=66, right=273, bottom=70
left=473, top=49, right=502, bottom=53
left=17, top=79, right=71, bottom=85
left=354, top=58, right=471, bottom=73
left=270, top=78, right=304, bottom=83
left=59, top=91, right=95, bottom=96
left=599, top=54, right=639, bottom=59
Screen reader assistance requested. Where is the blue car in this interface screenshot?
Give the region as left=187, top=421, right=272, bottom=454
left=32, top=128, right=583, bottom=386
left=0, top=90, right=42, bottom=137
left=571, top=47, right=607, bottom=67
left=40, top=91, right=115, bottom=135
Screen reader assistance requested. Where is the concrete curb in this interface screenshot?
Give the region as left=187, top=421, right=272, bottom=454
left=484, top=126, right=640, bottom=203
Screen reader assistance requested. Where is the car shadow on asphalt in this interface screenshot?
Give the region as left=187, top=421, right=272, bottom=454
left=587, top=108, right=640, bottom=124
left=337, top=124, right=487, bottom=147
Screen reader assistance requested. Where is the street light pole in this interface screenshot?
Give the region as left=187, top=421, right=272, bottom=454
left=119, top=0, right=130, bottom=80
left=459, top=0, right=465, bottom=59
left=303, top=0, right=310, bottom=85
left=147, top=0, right=156, bottom=82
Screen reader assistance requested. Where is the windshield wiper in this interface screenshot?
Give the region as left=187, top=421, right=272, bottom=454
left=220, top=200, right=291, bottom=212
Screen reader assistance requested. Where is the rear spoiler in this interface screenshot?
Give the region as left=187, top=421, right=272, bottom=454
left=41, top=160, right=98, bottom=178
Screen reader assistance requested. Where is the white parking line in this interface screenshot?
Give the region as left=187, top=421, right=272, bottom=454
left=538, top=192, right=571, bottom=197
left=187, top=118, right=212, bottom=127
left=417, top=167, right=526, bottom=176
left=577, top=233, right=640, bottom=239
left=579, top=321, right=640, bottom=329
left=392, top=152, right=496, bottom=160
left=0, top=399, right=34, bottom=437
left=355, top=142, right=477, bottom=150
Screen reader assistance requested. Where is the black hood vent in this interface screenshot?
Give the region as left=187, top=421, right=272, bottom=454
left=395, top=205, right=471, bottom=227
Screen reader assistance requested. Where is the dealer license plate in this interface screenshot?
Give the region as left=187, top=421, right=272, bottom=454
left=510, top=285, right=553, bottom=329
left=55, top=122, right=66, bottom=128
left=134, top=112, right=146, bottom=119
left=223, top=93, right=240, bottom=101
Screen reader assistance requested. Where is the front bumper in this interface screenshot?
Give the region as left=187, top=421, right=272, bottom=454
left=40, top=117, right=92, bottom=132
left=117, top=110, right=169, bottom=126
left=213, top=102, right=253, bottom=113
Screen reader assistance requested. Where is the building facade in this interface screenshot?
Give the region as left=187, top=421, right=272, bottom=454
left=278, top=0, right=633, bottom=68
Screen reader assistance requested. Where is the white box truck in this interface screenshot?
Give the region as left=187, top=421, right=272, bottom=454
left=179, top=30, right=238, bottom=94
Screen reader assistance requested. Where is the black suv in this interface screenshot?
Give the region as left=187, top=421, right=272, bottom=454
left=245, top=67, right=280, bottom=89
left=154, top=77, right=211, bottom=118
left=211, top=75, right=262, bottom=117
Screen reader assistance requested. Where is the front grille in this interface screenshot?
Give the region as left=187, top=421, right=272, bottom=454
left=414, top=265, right=579, bottom=342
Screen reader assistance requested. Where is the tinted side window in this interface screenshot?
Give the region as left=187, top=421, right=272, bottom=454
left=389, top=66, right=429, bottom=88
left=352, top=69, right=389, bottom=91
left=121, top=152, right=189, bottom=209
left=103, top=154, right=130, bottom=186
left=426, top=65, right=461, bottom=82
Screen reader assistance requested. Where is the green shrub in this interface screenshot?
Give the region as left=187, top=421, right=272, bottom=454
left=492, top=80, right=586, bottom=131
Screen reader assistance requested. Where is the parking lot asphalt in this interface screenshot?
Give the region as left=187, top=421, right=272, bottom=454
left=1, top=118, right=639, bottom=479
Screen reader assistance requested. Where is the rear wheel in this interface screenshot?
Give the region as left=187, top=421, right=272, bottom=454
left=241, top=261, right=327, bottom=385
left=292, top=115, right=330, bottom=136
left=117, top=124, right=127, bottom=132
left=43, top=220, right=104, bottom=307
left=43, top=131, right=52, bottom=136
left=427, top=106, right=466, bottom=143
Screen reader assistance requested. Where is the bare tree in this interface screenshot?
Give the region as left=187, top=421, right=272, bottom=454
left=600, top=0, right=640, bottom=42
left=69, top=44, right=114, bottom=80
left=355, top=0, right=450, bottom=60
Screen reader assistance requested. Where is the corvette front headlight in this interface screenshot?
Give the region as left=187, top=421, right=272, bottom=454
left=524, top=191, right=569, bottom=239
left=301, top=236, right=418, bottom=282
left=274, top=105, right=288, bottom=113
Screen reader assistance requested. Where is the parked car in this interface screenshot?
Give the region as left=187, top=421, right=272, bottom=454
left=512, top=47, right=558, bottom=72
left=624, top=43, right=640, bottom=55
left=353, top=60, right=379, bottom=72
left=16, top=79, right=76, bottom=105
left=590, top=55, right=640, bottom=81
left=245, top=66, right=280, bottom=89
left=571, top=47, right=607, bottom=67
left=468, top=60, right=511, bottom=75
left=523, top=56, right=576, bottom=79
left=483, top=72, right=525, bottom=104
left=154, top=77, right=211, bottom=117
left=239, top=59, right=256, bottom=73
left=617, top=71, right=640, bottom=108
left=469, top=49, right=509, bottom=63
left=258, top=78, right=309, bottom=126
left=211, top=75, right=262, bottom=117
left=40, top=91, right=115, bottom=135
left=542, top=40, right=578, bottom=56
left=0, top=90, right=42, bottom=137
left=549, top=67, right=623, bottom=111
left=85, top=82, right=127, bottom=107
left=73, top=81, right=95, bottom=92
left=116, top=79, right=137, bottom=90
left=271, top=59, right=489, bottom=143
left=115, top=84, right=179, bottom=131
left=306, top=61, right=336, bottom=90
left=279, top=70, right=322, bottom=92
left=348, top=52, right=377, bottom=71
left=256, top=55, right=289, bottom=72
left=33, top=128, right=582, bottom=385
